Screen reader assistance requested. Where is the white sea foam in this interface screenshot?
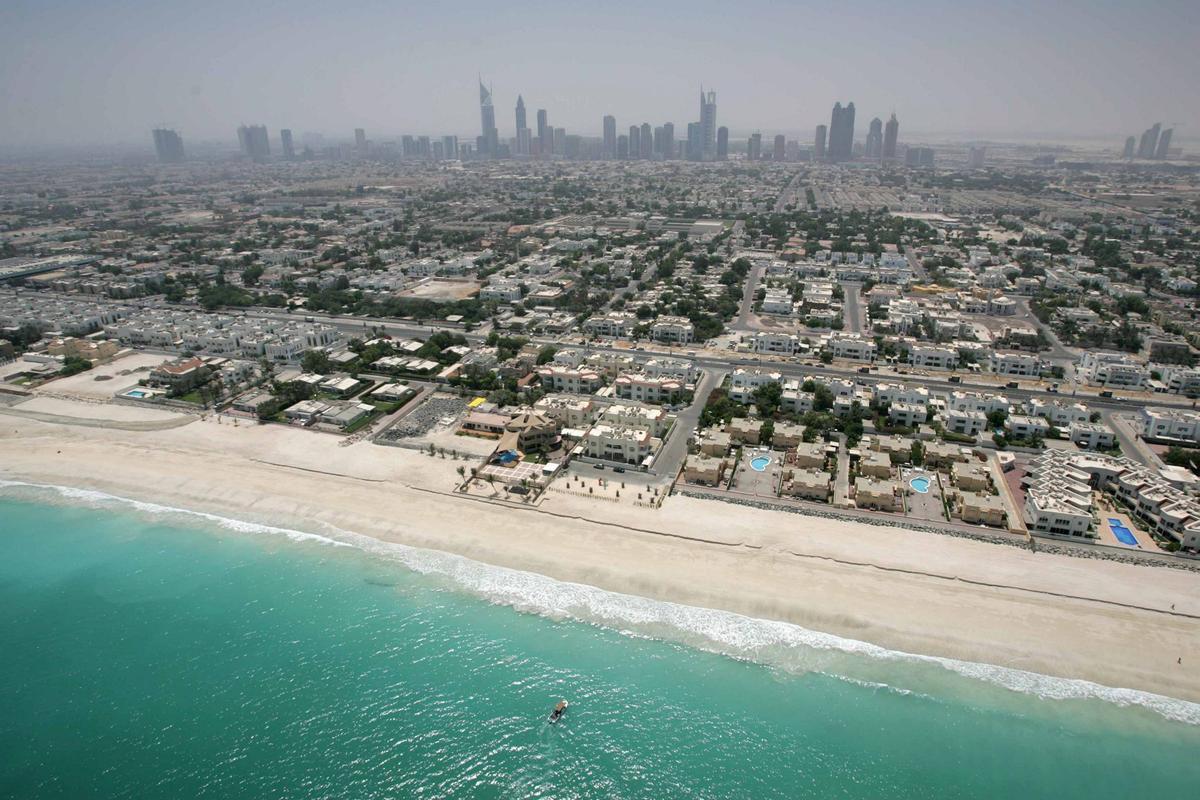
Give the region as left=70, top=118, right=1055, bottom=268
left=4, top=477, right=1199, bottom=727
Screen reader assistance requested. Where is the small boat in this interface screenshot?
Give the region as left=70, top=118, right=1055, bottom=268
left=547, top=700, right=569, bottom=724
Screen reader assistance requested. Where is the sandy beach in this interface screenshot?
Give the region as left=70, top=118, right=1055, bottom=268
left=2, top=400, right=1198, bottom=703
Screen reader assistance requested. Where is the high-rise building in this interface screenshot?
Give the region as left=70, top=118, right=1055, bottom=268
left=628, top=125, right=640, bottom=159
left=237, top=125, right=271, bottom=162
left=513, top=96, right=530, bottom=156
left=280, top=129, right=295, bottom=160
left=354, top=128, right=367, bottom=151
left=814, top=125, right=827, bottom=160
left=1122, top=136, right=1136, bottom=159
left=479, top=80, right=499, bottom=156
left=1137, top=123, right=1161, bottom=159
left=687, top=123, right=702, bottom=160
left=773, top=134, right=786, bottom=161
left=617, top=134, right=629, bottom=159
left=603, top=115, right=617, bottom=159
left=864, top=117, right=883, bottom=159
left=967, top=146, right=986, bottom=168
left=662, top=122, right=675, bottom=160
left=717, top=126, right=729, bottom=160
left=1155, top=128, right=1174, bottom=160
left=442, top=135, right=459, bottom=160
left=747, top=133, right=762, bottom=161
left=152, top=128, right=185, bottom=163
left=640, top=123, right=653, bottom=159
left=883, top=114, right=899, bottom=161
left=699, top=88, right=717, bottom=161
left=905, top=147, right=935, bottom=168
left=515, top=96, right=526, bottom=134
left=553, top=127, right=566, bottom=156
left=827, top=102, right=856, bottom=162
left=536, top=109, right=549, bottom=152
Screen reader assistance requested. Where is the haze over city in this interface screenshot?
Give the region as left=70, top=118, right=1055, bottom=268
left=2, top=0, right=1198, bottom=148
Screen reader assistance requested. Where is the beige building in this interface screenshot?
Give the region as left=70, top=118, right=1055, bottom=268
left=792, top=440, right=826, bottom=468
left=924, top=440, right=970, bottom=468
left=699, top=429, right=733, bottom=457
left=960, top=491, right=1007, bottom=527
left=771, top=422, right=806, bottom=449
left=952, top=462, right=992, bottom=492
left=684, top=455, right=727, bottom=486
left=854, top=477, right=902, bottom=511
left=726, top=417, right=764, bottom=445
left=785, top=469, right=831, bottom=502
left=859, top=451, right=893, bottom=479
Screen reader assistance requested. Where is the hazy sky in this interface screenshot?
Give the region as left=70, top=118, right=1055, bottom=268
left=2, top=0, right=1198, bottom=147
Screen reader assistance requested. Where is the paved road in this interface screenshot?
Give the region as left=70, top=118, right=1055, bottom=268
left=1104, top=409, right=1159, bottom=467
left=773, top=170, right=807, bottom=213
left=651, top=367, right=725, bottom=477
left=841, top=282, right=863, bottom=334
left=733, top=261, right=767, bottom=330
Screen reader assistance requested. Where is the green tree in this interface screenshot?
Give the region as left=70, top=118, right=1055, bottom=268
left=301, top=349, right=332, bottom=374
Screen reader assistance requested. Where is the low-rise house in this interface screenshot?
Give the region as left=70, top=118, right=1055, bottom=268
left=230, top=392, right=275, bottom=415
left=533, top=395, right=595, bottom=429
left=825, top=333, right=877, bottom=362
left=792, top=440, right=826, bottom=468
left=1141, top=407, right=1200, bottom=444
left=284, top=399, right=330, bottom=424
left=1069, top=421, right=1116, bottom=450
left=684, top=455, right=727, bottom=486
left=460, top=411, right=511, bottom=437
left=325, top=402, right=374, bottom=429
left=771, top=422, right=806, bottom=449
left=909, top=345, right=959, bottom=370
left=148, top=356, right=209, bottom=393
left=582, top=311, right=637, bottom=338
left=613, top=373, right=685, bottom=405
left=854, top=477, right=902, bottom=511
left=785, top=469, right=831, bottom=502
left=860, top=451, right=893, bottom=479
left=924, top=440, right=971, bottom=467
left=536, top=364, right=604, bottom=394
left=649, top=316, right=694, bottom=345
left=952, top=463, right=991, bottom=492
left=873, top=434, right=914, bottom=462
left=1006, top=414, right=1050, bottom=440
left=726, top=417, right=764, bottom=445
left=582, top=423, right=660, bottom=466
left=504, top=412, right=559, bottom=453
left=1078, top=351, right=1148, bottom=389
left=990, top=351, right=1043, bottom=377
left=699, top=429, right=733, bottom=457
left=959, top=491, right=1006, bottom=527
left=888, top=402, right=927, bottom=428
left=753, top=331, right=802, bottom=355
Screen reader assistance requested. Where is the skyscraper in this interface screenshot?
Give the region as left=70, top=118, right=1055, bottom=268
left=603, top=115, right=617, bottom=159
left=865, top=117, right=883, bottom=159
left=883, top=114, right=899, bottom=161
left=479, top=80, right=499, bottom=156
left=747, top=133, right=762, bottom=161
left=1155, top=128, right=1173, bottom=160
left=442, top=135, right=459, bottom=160
left=905, top=147, right=935, bottom=168
left=687, top=123, right=702, bottom=160
left=617, top=134, right=629, bottom=159
left=699, top=88, right=717, bottom=161
left=1122, top=136, right=1136, bottom=159
left=354, top=128, right=367, bottom=151
left=717, top=126, right=729, bottom=160
left=1137, top=123, right=1161, bottom=159
left=237, top=125, right=270, bottom=162
left=628, top=125, right=640, bottom=159
left=814, top=125, right=827, bottom=160
left=827, top=102, right=855, bottom=162
left=773, top=134, right=785, bottom=161
left=662, top=122, right=675, bottom=160
left=640, top=123, right=653, bottom=159
left=967, top=146, right=986, bottom=168
left=536, top=109, right=548, bottom=152
left=515, top=96, right=526, bottom=134
left=151, top=128, right=184, bottom=163
left=280, top=129, right=295, bottom=160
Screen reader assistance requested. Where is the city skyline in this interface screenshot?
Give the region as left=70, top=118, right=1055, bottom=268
left=2, top=0, right=1198, bottom=147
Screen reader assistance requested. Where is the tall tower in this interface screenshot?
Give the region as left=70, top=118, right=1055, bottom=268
left=865, top=117, right=883, bottom=159
left=237, top=125, right=270, bottom=162
left=883, top=114, right=899, bottom=161
left=1155, top=128, right=1174, bottom=160
left=536, top=109, right=548, bottom=152
left=1122, top=136, right=1136, bottom=159
left=640, top=123, right=653, bottom=159
left=479, top=80, right=499, bottom=157
left=354, top=128, right=367, bottom=151
left=1137, top=122, right=1161, bottom=159
left=152, top=128, right=185, bottom=163
left=747, top=133, right=762, bottom=161
left=628, top=125, right=640, bottom=159
left=773, top=134, right=786, bottom=161
left=280, top=129, right=295, bottom=160
left=828, top=102, right=855, bottom=162
left=515, top=96, right=526, bottom=134
left=717, top=126, right=729, bottom=160
left=699, top=88, right=718, bottom=161
left=603, top=115, right=617, bottom=159
left=814, top=124, right=827, bottom=160
left=662, top=122, right=675, bottom=160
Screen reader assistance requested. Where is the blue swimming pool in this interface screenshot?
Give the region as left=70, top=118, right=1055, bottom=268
left=125, top=390, right=149, bottom=399
left=750, top=456, right=771, bottom=472
left=909, top=476, right=931, bottom=494
left=1107, top=518, right=1139, bottom=547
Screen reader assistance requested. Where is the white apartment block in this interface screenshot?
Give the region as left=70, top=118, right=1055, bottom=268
left=583, top=312, right=637, bottom=338
left=909, top=345, right=959, bottom=370
left=889, top=402, right=927, bottom=428
left=1069, top=422, right=1116, bottom=450
left=752, top=331, right=802, bottom=355
left=1005, top=414, right=1050, bottom=440
left=536, top=365, right=604, bottom=394
left=479, top=279, right=524, bottom=303
left=824, top=333, right=877, bottom=362
left=942, top=408, right=987, bottom=436
left=728, top=369, right=783, bottom=404
left=1153, top=365, right=1200, bottom=397
left=874, top=383, right=931, bottom=409
left=1078, top=351, right=1148, bottom=389
left=532, top=396, right=596, bottom=430
left=581, top=424, right=659, bottom=466
left=612, top=373, right=685, bottom=405
left=641, top=357, right=700, bottom=383
left=990, top=351, right=1043, bottom=377
left=759, top=289, right=796, bottom=315
left=650, top=316, right=694, bottom=345
left=597, top=402, right=673, bottom=437
left=948, top=391, right=1011, bottom=415
left=1027, top=398, right=1090, bottom=427
left=1141, top=407, right=1200, bottom=444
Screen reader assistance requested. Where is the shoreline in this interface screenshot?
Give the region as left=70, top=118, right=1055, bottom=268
left=2, top=406, right=1199, bottom=705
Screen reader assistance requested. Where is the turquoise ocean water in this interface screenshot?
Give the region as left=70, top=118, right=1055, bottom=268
left=2, top=482, right=1199, bottom=799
